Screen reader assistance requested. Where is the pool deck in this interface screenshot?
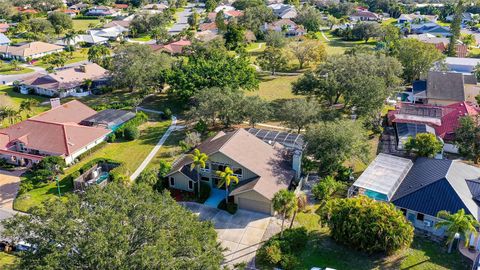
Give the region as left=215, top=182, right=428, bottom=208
left=204, top=188, right=225, bottom=208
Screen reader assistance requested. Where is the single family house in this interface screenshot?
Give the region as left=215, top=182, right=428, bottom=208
left=0, top=41, right=64, bottom=61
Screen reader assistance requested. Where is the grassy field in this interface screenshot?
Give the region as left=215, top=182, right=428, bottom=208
left=0, top=86, right=49, bottom=127
left=0, top=252, right=17, bottom=268
left=318, top=30, right=376, bottom=55
left=0, top=64, right=34, bottom=75
left=13, top=117, right=171, bottom=212
left=72, top=19, right=101, bottom=31
left=246, top=75, right=302, bottom=101
left=132, top=34, right=152, bottom=42
left=33, top=49, right=88, bottom=68
left=294, top=205, right=471, bottom=270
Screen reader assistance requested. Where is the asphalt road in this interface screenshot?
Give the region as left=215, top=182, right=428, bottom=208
left=168, top=4, right=205, bottom=35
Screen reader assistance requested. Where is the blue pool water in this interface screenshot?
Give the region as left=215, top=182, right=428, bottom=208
left=96, top=172, right=109, bottom=184
left=364, top=189, right=388, bottom=201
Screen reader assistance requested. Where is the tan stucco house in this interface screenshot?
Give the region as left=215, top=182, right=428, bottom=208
left=166, top=129, right=302, bottom=215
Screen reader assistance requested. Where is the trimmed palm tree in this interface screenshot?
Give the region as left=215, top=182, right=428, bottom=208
left=83, top=79, right=93, bottom=92
left=272, top=189, right=297, bottom=237
left=435, top=209, right=480, bottom=253
left=289, top=192, right=308, bottom=229
left=10, top=60, right=20, bottom=71
left=19, top=99, right=39, bottom=118
left=88, top=45, right=110, bottom=66
left=188, top=149, right=208, bottom=195
left=216, top=167, right=239, bottom=203
left=63, top=30, right=79, bottom=47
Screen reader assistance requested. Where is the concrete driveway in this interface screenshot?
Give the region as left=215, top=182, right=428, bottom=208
left=0, top=170, right=23, bottom=210
left=182, top=202, right=280, bottom=268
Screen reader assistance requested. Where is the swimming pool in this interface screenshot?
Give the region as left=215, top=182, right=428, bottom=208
left=96, top=172, right=109, bottom=184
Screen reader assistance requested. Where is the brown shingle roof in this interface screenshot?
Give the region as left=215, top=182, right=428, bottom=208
left=169, top=129, right=295, bottom=200
left=0, top=42, right=63, bottom=57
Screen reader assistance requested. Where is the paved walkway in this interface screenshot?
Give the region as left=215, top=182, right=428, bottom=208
left=204, top=188, right=225, bottom=208
left=0, top=170, right=24, bottom=210
left=321, top=30, right=331, bottom=41
left=130, top=116, right=178, bottom=181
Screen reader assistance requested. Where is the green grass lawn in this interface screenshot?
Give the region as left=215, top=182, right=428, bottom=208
left=381, top=18, right=397, bottom=25
left=13, top=118, right=172, bottom=212
left=72, top=19, right=101, bottom=31
left=0, top=86, right=49, bottom=127
left=294, top=205, right=471, bottom=270
left=0, top=252, right=17, bottom=269
left=132, top=34, right=152, bottom=42
left=317, top=30, right=376, bottom=55
left=246, top=42, right=266, bottom=53
left=246, top=74, right=302, bottom=101
left=0, top=64, right=34, bottom=75
left=33, top=49, right=89, bottom=68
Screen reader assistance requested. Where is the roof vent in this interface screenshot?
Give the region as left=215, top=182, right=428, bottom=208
left=50, top=98, right=60, bottom=109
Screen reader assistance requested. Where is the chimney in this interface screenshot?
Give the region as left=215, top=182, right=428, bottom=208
left=292, top=150, right=302, bottom=179
left=79, top=64, right=87, bottom=73
left=50, top=98, right=61, bottom=109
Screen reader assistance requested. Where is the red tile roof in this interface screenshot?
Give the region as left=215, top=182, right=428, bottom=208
left=114, top=4, right=129, bottom=9
left=0, top=100, right=110, bottom=156
left=388, top=101, right=480, bottom=141
left=159, top=39, right=191, bottom=54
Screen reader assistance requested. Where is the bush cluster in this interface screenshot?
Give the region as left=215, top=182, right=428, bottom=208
left=114, top=112, right=148, bottom=141
left=257, top=227, right=308, bottom=270
left=320, top=196, right=414, bottom=254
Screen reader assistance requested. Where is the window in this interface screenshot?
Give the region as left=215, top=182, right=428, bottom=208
left=400, top=208, right=407, bottom=216
left=233, top=168, right=243, bottom=178
left=211, top=163, right=226, bottom=172
left=169, top=177, right=175, bottom=187
left=416, top=213, right=424, bottom=221
left=188, top=181, right=193, bottom=190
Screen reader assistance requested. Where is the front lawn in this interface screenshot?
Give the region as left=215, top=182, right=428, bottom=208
left=0, top=64, right=34, bottom=75
left=317, top=30, right=376, bottom=55
left=13, top=118, right=172, bottom=212
left=293, top=205, right=471, bottom=270
left=132, top=35, right=152, bottom=42
left=0, top=252, right=17, bottom=268
left=72, top=19, right=101, bottom=31
left=0, top=86, right=49, bottom=127
left=246, top=74, right=302, bottom=101
left=33, top=49, right=89, bottom=68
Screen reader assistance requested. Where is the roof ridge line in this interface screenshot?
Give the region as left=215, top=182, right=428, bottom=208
left=61, top=124, right=71, bottom=156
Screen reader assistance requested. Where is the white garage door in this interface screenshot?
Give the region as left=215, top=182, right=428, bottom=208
left=238, top=198, right=271, bottom=214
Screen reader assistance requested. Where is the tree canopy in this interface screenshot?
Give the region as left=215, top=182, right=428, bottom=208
left=405, top=133, right=443, bottom=157
left=305, top=120, right=369, bottom=174
left=167, top=42, right=258, bottom=100
left=292, top=53, right=403, bottom=117
left=455, top=116, right=480, bottom=163
left=394, top=38, right=444, bottom=82
left=2, top=183, right=224, bottom=269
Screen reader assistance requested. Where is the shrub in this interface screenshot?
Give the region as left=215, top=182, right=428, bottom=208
left=77, top=141, right=107, bottom=161
left=162, top=108, right=172, bottom=120
left=18, top=181, right=33, bottom=195
left=71, top=171, right=81, bottom=180
left=320, top=196, right=414, bottom=254
left=197, top=182, right=211, bottom=203
left=194, top=119, right=208, bottom=134
left=282, top=227, right=308, bottom=251
left=280, top=254, right=300, bottom=270
left=217, top=199, right=237, bottom=214
left=107, top=133, right=116, bottom=143
left=312, top=176, right=345, bottom=202
left=257, top=240, right=282, bottom=265
left=124, top=126, right=140, bottom=141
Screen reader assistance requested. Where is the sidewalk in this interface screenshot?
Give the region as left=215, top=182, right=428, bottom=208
left=129, top=116, right=179, bottom=180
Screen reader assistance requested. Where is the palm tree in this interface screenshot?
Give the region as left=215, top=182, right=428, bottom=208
left=1, top=107, right=19, bottom=125
left=83, top=79, right=93, bottom=92
left=289, top=192, right=307, bottom=229
left=435, top=209, right=480, bottom=253
left=462, top=34, right=476, bottom=48
left=216, top=167, right=239, bottom=203
left=10, top=60, right=20, bottom=71
left=19, top=99, right=39, bottom=118
left=88, top=45, right=110, bottom=66
left=188, top=149, right=208, bottom=195
left=63, top=30, right=79, bottom=47
left=272, top=189, right=297, bottom=237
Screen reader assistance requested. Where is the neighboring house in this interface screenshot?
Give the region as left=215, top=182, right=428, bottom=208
left=103, top=20, right=131, bottom=28
left=263, top=19, right=306, bottom=36
left=387, top=101, right=480, bottom=153
left=194, top=30, right=219, bottom=42
left=422, top=71, right=480, bottom=105
left=86, top=6, right=119, bottom=16
left=69, top=3, right=89, bottom=11
left=16, top=7, right=38, bottom=14
left=199, top=22, right=218, bottom=32
left=56, top=33, right=109, bottom=46
left=20, top=63, right=109, bottom=98
left=409, top=22, right=451, bottom=37
left=224, top=10, right=243, bottom=18
left=141, top=3, right=168, bottom=14
left=349, top=153, right=480, bottom=244
left=446, top=12, right=475, bottom=24
left=214, top=4, right=235, bottom=13
left=114, top=3, right=129, bottom=9
left=350, top=9, right=381, bottom=21
left=57, top=9, right=80, bottom=17
left=407, top=34, right=468, bottom=57
left=268, top=4, right=297, bottom=19
left=89, top=25, right=127, bottom=40
left=152, top=39, right=191, bottom=55
left=0, top=41, right=64, bottom=61
left=398, top=12, right=438, bottom=24
left=166, top=129, right=302, bottom=215
left=0, top=33, right=11, bottom=46
left=445, top=57, right=480, bottom=74
left=0, top=100, right=115, bottom=166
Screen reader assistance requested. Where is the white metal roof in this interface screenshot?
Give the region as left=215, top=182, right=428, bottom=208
left=352, top=153, right=413, bottom=200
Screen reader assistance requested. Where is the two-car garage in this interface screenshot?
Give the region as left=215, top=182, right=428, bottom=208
left=234, top=190, right=273, bottom=215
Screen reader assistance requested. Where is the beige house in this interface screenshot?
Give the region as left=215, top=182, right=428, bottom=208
left=166, top=129, right=301, bottom=215
left=0, top=41, right=64, bottom=61
left=424, top=71, right=480, bottom=106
